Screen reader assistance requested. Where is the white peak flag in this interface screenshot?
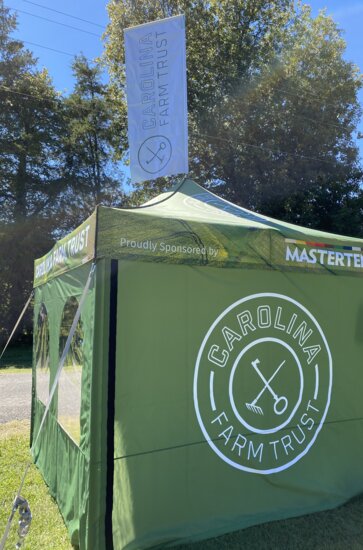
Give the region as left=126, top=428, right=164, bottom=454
left=124, top=15, right=188, bottom=184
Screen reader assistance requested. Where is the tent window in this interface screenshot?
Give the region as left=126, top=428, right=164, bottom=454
left=58, top=296, right=84, bottom=445
left=35, top=303, right=50, bottom=404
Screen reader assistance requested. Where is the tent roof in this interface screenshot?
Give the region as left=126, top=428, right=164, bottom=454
left=33, top=179, right=363, bottom=287
left=133, top=179, right=362, bottom=242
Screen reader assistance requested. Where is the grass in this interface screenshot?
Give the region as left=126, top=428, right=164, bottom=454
left=0, top=420, right=73, bottom=550
left=1, top=420, right=363, bottom=549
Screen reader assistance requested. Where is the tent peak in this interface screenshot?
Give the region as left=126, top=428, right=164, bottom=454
left=134, top=178, right=363, bottom=244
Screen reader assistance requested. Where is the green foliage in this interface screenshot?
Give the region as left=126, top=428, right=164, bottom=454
left=104, top=0, right=363, bottom=236
left=0, top=218, right=53, bottom=344
left=0, top=345, right=32, bottom=370
left=279, top=174, right=363, bottom=235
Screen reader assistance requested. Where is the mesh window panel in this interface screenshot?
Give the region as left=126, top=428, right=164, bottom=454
left=35, top=304, right=50, bottom=404
left=58, top=297, right=84, bottom=445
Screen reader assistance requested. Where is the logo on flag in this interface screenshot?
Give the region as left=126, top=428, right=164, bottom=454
left=138, top=135, right=172, bottom=174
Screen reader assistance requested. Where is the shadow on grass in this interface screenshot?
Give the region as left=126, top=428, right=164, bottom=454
left=176, top=494, right=363, bottom=550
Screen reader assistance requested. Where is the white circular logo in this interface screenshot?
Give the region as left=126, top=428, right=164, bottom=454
left=194, top=293, right=332, bottom=474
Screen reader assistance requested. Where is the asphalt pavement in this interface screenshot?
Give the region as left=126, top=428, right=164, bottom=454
left=0, top=371, right=32, bottom=423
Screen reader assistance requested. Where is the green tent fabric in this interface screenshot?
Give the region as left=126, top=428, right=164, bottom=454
left=32, top=179, right=363, bottom=549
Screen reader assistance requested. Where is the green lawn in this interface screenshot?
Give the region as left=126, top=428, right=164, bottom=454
left=0, top=421, right=72, bottom=550
left=0, top=421, right=363, bottom=550
left=1, top=420, right=363, bottom=549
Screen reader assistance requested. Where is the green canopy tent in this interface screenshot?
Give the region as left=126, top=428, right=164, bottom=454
left=31, top=179, right=363, bottom=549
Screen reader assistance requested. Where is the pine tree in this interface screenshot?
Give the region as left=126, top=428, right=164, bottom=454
left=62, top=55, right=126, bottom=227
left=0, top=2, right=66, bottom=342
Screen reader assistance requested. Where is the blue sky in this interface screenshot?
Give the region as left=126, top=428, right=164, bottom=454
left=6, top=0, right=363, bottom=162
left=8, top=0, right=108, bottom=93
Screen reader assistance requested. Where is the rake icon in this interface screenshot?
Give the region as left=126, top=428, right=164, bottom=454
left=245, top=358, right=288, bottom=416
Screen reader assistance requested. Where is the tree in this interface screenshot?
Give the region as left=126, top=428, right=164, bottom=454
left=62, top=55, right=126, bottom=227
left=104, top=1, right=363, bottom=235
left=0, top=2, right=66, bottom=342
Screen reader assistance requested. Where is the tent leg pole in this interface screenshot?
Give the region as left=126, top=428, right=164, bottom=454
left=105, top=259, right=118, bottom=549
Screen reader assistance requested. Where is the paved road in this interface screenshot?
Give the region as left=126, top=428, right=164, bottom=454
left=0, top=371, right=32, bottom=423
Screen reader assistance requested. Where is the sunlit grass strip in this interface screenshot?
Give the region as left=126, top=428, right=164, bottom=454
left=0, top=368, right=31, bottom=374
